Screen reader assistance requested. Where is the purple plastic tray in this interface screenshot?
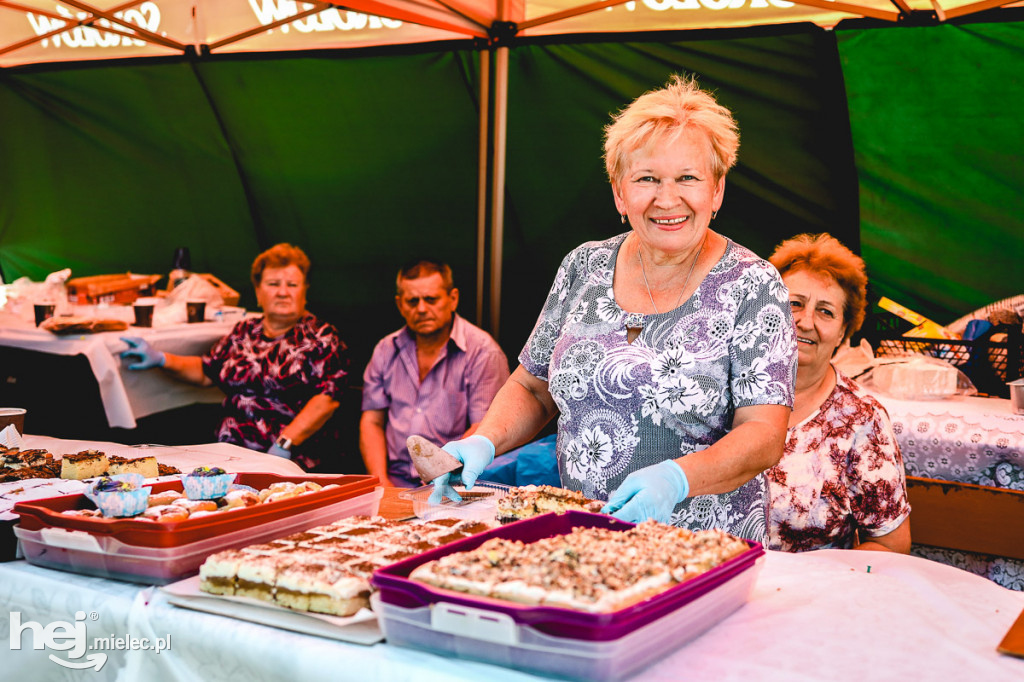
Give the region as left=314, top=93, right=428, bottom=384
left=372, top=510, right=763, bottom=642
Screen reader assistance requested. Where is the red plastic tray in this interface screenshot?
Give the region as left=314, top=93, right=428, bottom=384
left=14, top=473, right=379, bottom=548
left=372, top=511, right=763, bottom=642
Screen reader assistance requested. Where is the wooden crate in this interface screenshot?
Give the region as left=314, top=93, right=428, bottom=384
left=66, top=273, right=163, bottom=305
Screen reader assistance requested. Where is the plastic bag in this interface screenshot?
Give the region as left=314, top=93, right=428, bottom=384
left=858, top=355, right=977, bottom=400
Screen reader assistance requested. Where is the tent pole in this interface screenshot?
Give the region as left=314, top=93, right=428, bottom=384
left=489, top=46, right=509, bottom=339
left=476, top=49, right=491, bottom=327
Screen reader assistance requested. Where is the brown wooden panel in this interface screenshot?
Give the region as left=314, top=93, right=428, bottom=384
left=907, top=476, right=1024, bottom=560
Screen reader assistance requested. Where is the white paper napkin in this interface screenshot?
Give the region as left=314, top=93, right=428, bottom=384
left=0, top=424, right=23, bottom=450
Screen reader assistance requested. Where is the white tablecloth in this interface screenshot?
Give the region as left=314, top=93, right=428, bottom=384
left=3, top=549, right=1022, bottom=681
left=871, top=393, right=1024, bottom=485
left=0, top=311, right=239, bottom=428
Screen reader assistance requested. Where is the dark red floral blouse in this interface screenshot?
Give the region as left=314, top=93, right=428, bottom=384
left=202, top=314, right=348, bottom=471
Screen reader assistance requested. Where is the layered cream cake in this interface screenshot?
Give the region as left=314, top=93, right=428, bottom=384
left=495, top=484, right=605, bottom=522
left=198, top=515, right=492, bottom=617
left=409, top=521, right=750, bottom=613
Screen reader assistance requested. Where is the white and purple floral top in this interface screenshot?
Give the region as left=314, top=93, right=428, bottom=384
left=519, top=233, right=797, bottom=542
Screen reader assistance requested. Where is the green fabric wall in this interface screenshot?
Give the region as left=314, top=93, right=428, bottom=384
left=0, top=28, right=857, bottom=375
left=0, top=51, right=482, bottom=368
left=837, top=21, right=1024, bottom=326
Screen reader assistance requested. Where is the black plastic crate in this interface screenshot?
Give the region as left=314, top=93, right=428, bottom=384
left=871, top=325, right=1023, bottom=398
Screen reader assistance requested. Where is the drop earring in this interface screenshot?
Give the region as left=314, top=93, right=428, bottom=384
left=621, top=214, right=627, bottom=224
left=711, top=210, right=718, bottom=220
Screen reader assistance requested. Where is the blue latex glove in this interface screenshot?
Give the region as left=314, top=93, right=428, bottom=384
left=428, top=435, right=496, bottom=504
left=601, top=460, right=690, bottom=524
left=119, top=336, right=165, bottom=370
left=267, top=444, right=292, bottom=459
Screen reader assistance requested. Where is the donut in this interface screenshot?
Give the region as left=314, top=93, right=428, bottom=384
left=221, top=489, right=261, bottom=510
left=148, top=490, right=184, bottom=507
left=142, top=504, right=190, bottom=522
left=259, top=482, right=298, bottom=502
left=295, top=481, right=322, bottom=494
left=65, top=508, right=104, bottom=518
left=172, top=498, right=218, bottom=513
left=263, top=490, right=302, bottom=504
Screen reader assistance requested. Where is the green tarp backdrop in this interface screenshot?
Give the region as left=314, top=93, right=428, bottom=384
left=1, top=20, right=1021, bottom=374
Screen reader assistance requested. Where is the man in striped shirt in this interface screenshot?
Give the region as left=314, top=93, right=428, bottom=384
left=359, top=259, right=510, bottom=487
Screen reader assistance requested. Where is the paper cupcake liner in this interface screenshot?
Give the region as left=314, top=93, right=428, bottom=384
left=90, top=487, right=150, bottom=518
left=182, top=472, right=236, bottom=500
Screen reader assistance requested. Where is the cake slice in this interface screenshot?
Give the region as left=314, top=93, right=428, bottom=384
left=198, top=549, right=248, bottom=596
left=274, top=563, right=370, bottom=616
left=60, top=451, right=109, bottom=480
left=106, top=455, right=159, bottom=478
left=234, top=553, right=286, bottom=602
left=495, top=484, right=604, bottom=522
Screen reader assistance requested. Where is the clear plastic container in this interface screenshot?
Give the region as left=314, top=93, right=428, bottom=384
left=398, top=481, right=509, bottom=523
left=14, top=487, right=382, bottom=585
left=372, top=551, right=763, bottom=682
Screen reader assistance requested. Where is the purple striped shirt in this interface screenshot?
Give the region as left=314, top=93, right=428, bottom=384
left=361, top=314, right=509, bottom=486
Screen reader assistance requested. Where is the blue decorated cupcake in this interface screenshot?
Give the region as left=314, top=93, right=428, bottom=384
left=87, top=475, right=150, bottom=518
left=182, top=466, right=235, bottom=500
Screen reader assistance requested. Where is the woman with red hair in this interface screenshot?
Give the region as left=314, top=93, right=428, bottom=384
left=767, top=233, right=911, bottom=552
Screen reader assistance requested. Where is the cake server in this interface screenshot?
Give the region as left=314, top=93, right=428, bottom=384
left=407, top=435, right=463, bottom=484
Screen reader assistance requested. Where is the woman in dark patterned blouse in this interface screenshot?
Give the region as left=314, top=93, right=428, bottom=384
left=766, top=233, right=911, bottom=552
left=121, top=243, right=349, bottom=471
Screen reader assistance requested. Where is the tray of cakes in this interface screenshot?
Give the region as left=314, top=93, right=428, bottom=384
left=370, top=511, right=764, bottom=682
left=12, top=471, right=381, bottom=584
left=161, top=515, right=495, bottom=644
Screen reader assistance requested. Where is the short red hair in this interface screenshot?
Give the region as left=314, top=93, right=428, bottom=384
left=769, top=233, right=867, bottom=342
left=250, top=243, right=310, bottom=289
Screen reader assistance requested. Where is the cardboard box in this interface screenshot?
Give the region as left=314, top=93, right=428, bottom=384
left=197, top=273, right=241, bottom=306
left=66, top=273, right=163, bottom=305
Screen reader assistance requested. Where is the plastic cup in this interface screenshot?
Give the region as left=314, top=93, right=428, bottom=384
left=1010, top=379, right=1024, bottom=415
left=0, top=407, right=27, bottom=436
left=186, top=300, right=206, bottom=324
left=34, top=303, right=56, bottom=327
left=133, top=300, right=155, bottom=327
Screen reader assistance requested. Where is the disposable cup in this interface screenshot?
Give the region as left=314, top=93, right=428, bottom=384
left=186, top=300, right=206, bottom=324
left=0, top=407, right=27, bottom=436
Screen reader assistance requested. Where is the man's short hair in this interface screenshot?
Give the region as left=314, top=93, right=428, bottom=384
left=396, top=259, right=455, bottom=294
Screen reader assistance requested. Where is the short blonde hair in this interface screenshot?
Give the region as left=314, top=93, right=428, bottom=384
left=604, top=74, right=740, bottom=185
left=251, top=243, right=311, bottom=288
left=770, top=233, right=868, bottom=342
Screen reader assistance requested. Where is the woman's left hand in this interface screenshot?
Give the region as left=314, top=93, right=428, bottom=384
left=602, top=460, right=690, bottom=524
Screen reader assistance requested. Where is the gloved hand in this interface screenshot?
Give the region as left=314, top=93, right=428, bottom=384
left=428, top=435, right=495, bottom=504
left=267, top=444, right=292, bottom=459
left=601, top=459, right=690, bottom=524
left=119, top=337, right=165, bottom=370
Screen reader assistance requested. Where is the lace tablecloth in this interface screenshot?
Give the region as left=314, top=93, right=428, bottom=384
left=872, top=393, right=1024, bottom=488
